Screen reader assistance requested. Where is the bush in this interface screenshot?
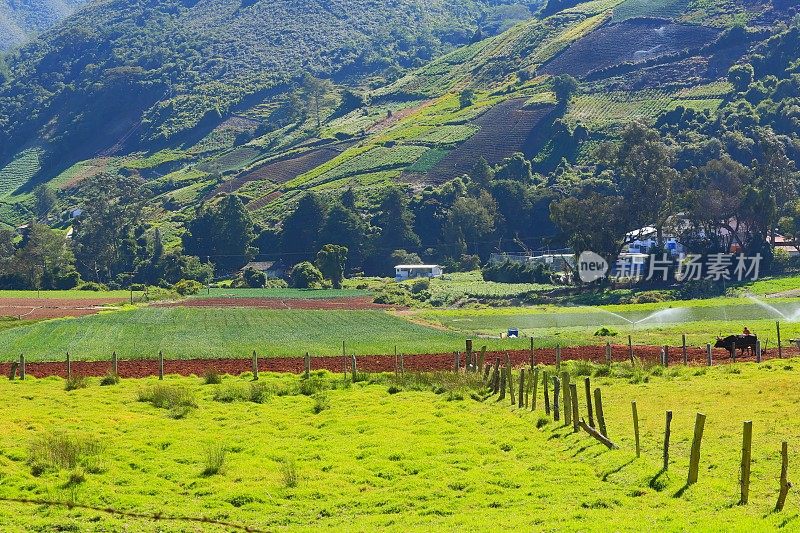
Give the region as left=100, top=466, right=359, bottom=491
left=174, top=279, right=203, bottom=296
left=265, top=278, right=289, bottom=289
left=76, top=282, right=108, bottom=291
left=243, top=267, right=267, bottom=288
left=482, top=260, right=553, bottom=284
left=99, top=372, right=119, bottom=386
left=290, top=262, right=324, bottom=289
left=280, top=458, right=298, bottom=488
left=594, top=327, right=618, bottom=337
left=137, top=384, right=196, bottom=418
left=202, top=444, right=226, bottom=476
left=410, top=277, right=430, bottom=294
left=203, top=369, right=223, bottom=385
left=65, top=375, right=88, bottom=391
left=28, top=432, right=103, bottom=475
left=312, top=391, right=330, bottom=413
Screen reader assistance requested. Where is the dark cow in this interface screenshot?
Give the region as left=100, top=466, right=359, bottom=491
left=715, top=335, right=758, bottom=357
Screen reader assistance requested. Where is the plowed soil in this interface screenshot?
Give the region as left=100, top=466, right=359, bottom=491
left=0, top=298, right=126, bottom=319
left=5, top=344, right=797, bottom=379
left=158, top=296, right=395, bottom=310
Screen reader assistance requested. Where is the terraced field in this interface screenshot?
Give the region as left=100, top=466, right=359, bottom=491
left=541, top=19, right=720, bottom=79
left=417, top=99, right=555, bottom=184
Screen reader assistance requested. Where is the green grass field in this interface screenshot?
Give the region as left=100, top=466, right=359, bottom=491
left=203, top=288, right=371, bottom=299
left=1, top=362, right=800, bottom=530
left=0, top=307, right=520, bottom=362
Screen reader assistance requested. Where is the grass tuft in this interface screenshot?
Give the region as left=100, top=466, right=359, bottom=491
left=203, top=369, right=223, bottom=385
left=137, top=384, right=196, bottom=418
left=28, top=432, right=103, bottom=476
left=99, top=372, right=120, bottom=386
left=64, top=375, right=88, bottom=391
left=280, top=458, right=298, bottom=488
left=201, top=443, right=226, bottom=476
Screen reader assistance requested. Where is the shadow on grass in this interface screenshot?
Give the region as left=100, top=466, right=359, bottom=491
left=650, top=468, right=670, bottom=492
left=601, top=458, right=636, bottom=481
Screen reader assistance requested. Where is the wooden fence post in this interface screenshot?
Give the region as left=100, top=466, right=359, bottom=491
left=507, top=362, right=515, bottom=406
left=579, top=419, right=618, bottom=449
left=466, top=339, right=473, bottom=371
left=594, top=388, right=607, bottom=438
left=530, top=336, right=535, bottom=367
left=605, top=342, right=612, bottom=365
left=706, top=343, right=712, bottom=366
left=252, top=351, right=259, bottom=380
left=682, top=335, right=687, bottom=365
left=483, top=363, right=492, bottom=385
left=561, top=372, right=572, bottom=426
left=518, top=368, right=525, bottom=409
left=660, top=347, right=666, bottom=367
left=584, top=377, right=594, bottom=427
left=663, top=345, right=669, bottom=368
left=492, top=357, right=501, bottom=393
left=628, top=335, right=634, bottom=364
left=351, top=354, right=357, bottom=383
left=67, top=351, right=72, bottom=380
left=532, top=367, right=539, bottom=411
left=552, top=376, right=560, bottom=422
left=756, top=341, right=762, bottom=364
left=687, top=413, right=707, bottom=485
left=400, top=353, right=405, bottom=375
left=499, top=367, right=507, bottom=400
left=570, top=383, right=579, bottom=433
left=19, top=354, right=25, bottom=380
left=556, top=344, right=562, bottom=370
left=664, top=410, right=672, bottom=471
left=632, top=401, right=640, bottom=458
left=777, top=321, right=783, bottom=359
left=112, top=351, right=118, bottom=376
left=740, top=420, right=752, bottom=505
left=454, top=351, right=460, bottom=373
left=304, top=352, right=311, bottom=379
left=8, top=361, right=18, bottom=380
left=543, top=371, right=550, bottom=415
left=478, top=346, right=486, bottom=375
left=158, top=351, right=163, bottom=380
left=776, top=441, right=790, bottom=511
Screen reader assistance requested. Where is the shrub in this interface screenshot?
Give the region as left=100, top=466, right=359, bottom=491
left=312, top=392, right=330, bottom=414
left=482, top=260, right=553, bottom=284
left=99, top=372, right=119, bottom=386
left=410, top=277, right=430, bottom=294
left=290, top=262, right=324, bottom=289
left=280, top=458, right=298, bottom=488
left=28, top=432, right=103, bottom=476
left=202, top=444, right=226, bottom=476
left=203, top=369, right=223, bottom=385
left=243, top=267, right=267, bottom=288
left=138, top=384, right=196, bottom=418
left=594, top=327, right=618, bottom=337
left=174, top=279, right=203, bottom=296
left=76, top=282, right=108, bottom=291
left=64, top=375, right=88, bottom=391
left=299, top=376, right=327, bottom=396
left=264, top=278, right=289, bottom=289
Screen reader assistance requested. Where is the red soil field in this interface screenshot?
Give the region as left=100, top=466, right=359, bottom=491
left=5, top=344, right=798, bottom=379
left=158, top=296, right=396, bottom=310
left=0, top=298, right=126, bottom=319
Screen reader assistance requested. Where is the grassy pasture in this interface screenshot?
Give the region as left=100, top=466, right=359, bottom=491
left=0, top=307, right=517, bottom=362
left=203, top=288, right=371, bottom=299
left=2, top=363, right=800, bottom=530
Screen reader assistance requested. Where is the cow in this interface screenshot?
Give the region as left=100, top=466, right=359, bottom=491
left=714, top=334, right=758, bottom=357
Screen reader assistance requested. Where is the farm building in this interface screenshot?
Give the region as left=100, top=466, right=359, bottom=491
left=626, top=226, right=686, bottom=257
left=395, top=264, right=443, bottom=281
left=240, top=260, right=288, bottom=279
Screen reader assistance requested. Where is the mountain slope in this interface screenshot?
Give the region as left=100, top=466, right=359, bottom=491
left=0, top=0, right=88, bottom=51
left=0, top=0, right=537, bottom=167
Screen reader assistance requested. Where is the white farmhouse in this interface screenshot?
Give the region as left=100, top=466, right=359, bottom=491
left=395, top=264, right=443, bottom=281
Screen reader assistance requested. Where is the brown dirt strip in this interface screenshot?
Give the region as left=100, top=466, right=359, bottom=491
left=4, top=345, right=798, bottom=379
left=0, top=298, right=126, bottom=319
left=157, top=296, right=397, bottom=310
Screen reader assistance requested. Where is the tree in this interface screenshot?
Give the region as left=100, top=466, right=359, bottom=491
left=243, top=267, right=267, bottom=288
left=320, top=203, right=369, bottom=271
left=281, top=193, right=329, bottom=262
left=495, top=153, right=533, bottom=183
left=290, top=261, right=324, bottom=289
left=72, top=173, right=145, bottom=283
left=183, top=195, right=255, bottom=273
left=374, top=188, right=420, bottom=258
left=13, top=223, right=79, bottom=289
left=301, top=74, right=335, bottom=128
left=459, top=89, right=476, bottom=108
left=470, top=157, right=495, bottom=189
left=443, top=192, right=497, bottom=258
left=728, top=64, right=754, bottom=93
left=33, top=184, right=57, bottom=219
left=552, top=74, right=578, bottom=104
left=390, top=249, right=422, bottom=266
left=316, top=244, right=348, bottom=288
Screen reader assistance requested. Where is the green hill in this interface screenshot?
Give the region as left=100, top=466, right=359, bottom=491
left=0, top=0, right=88, bottom=51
